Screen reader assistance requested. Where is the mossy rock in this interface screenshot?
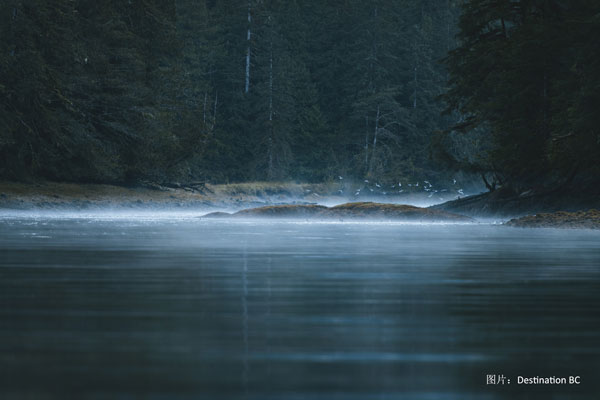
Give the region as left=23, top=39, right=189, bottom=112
left=506, top=209, right=600, bottom=229
left=203, top=202, right=473, bottom=222
left=204, top=204, right=328, bottom=218
left=327, top=202, right=470, bottom=221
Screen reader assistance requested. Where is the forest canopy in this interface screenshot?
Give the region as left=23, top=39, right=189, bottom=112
left=1, top=0, right=597, bottom=191
left=444, top=0, right=600, bottom=190
left=0, top=0, right=465, bottom=184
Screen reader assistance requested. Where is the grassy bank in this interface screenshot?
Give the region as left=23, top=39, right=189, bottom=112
left=0, top=180, right=467, bottom=211
left=0, top=181, right=348, bottom=210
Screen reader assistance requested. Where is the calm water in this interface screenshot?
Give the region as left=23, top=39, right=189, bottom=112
left=1, top=214, right=599, bottom=399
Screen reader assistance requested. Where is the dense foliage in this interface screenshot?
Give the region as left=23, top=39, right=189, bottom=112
left=444, top=0, right=600, bottom=190
left=1, top=0, right=463, bottom=184
left=0, top=1, right=196, bottom=182
left=4, top=1, right=595, bottom=190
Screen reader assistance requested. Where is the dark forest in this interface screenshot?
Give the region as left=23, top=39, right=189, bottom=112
left=0, top=0, right=598, bottom=193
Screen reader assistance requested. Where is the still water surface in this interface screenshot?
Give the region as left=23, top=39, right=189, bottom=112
left=1, top=215, right=599, bottom=399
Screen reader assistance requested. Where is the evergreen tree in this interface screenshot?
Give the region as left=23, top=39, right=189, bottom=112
left=444, top=0, right=600, bottom=189
left=1, top=0, right=473, bottom=186
left=0, top=0, right=184, bottom=182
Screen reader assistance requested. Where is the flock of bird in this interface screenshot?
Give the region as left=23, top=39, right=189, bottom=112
left=332, top=176, right=466, bottom=199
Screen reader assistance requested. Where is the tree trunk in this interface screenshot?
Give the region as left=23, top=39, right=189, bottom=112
left=203, top=92, right=207, bottom=125
left=368, top=105, right=380, bottom=174
left=413, top=65, right=417, bottom=109
left=211, top=91, right=218, bottom=131
left=481, top=173, right=496, bottom=192
left=267, top=36, right=274, bottom=179
left=446, top=0, right=451, bottom=50
left=364, top=116, right=369, bottom=172
left=244, top=1, right=252, bottom=94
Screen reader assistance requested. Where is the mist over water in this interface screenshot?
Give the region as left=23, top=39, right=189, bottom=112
left=0, top=185, right=486, bottom=221
left=1, top=216, right=599, bottom=399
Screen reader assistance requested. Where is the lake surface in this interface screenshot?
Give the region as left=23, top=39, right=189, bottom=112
left=1, top=214, right=599, bottom=399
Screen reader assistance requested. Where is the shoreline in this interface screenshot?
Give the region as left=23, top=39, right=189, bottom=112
left=0, top=181, right=326, bottom=211
left=0, top=180, right=461, bottom=211
left=1, top=181, right=599, bottom=229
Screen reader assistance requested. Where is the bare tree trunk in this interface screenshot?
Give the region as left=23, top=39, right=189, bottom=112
left=211, top=91, right=218, bottom=131
left=543, top=71, right=548, bottom=137
left=269, top=45, right=273, bottom=124
left=203, top=92, right=207, bottom=125
left=413, top=65, right=417, bottom=109
left=481, top=173, right=496, bottom=192
left=244, top=1, right=252, bottom=94
left=413, top=20, right=419, bottom=109
left=373, top=105, right=379, bottom=150
left=368, top=6, right=378, bottom=94
left=368, top=105, right=380, bottom=174
left=447, top=0, right=451, bottom=50
left=267, top=36, right=274, bottom=179
left=364, top=116, right=369, bottom=172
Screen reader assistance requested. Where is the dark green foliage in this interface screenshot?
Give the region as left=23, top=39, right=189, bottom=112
left=1, top=0, right=468, bottom=185
left=444, top=0, right=600, bottom=188
left=0, top=0, right=193, bottom=182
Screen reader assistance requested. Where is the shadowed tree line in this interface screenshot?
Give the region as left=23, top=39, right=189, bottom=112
left=444, top=0, right=600, bottom=192
left=1, top=1, right=597, bottom=192
left=0, top=0, right=468, bottom=185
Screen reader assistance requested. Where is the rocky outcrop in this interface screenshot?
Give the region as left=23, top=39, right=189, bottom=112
left=203, top=202, right=474, bottom=222
left=233, top=204, right=328, bottom=218
left=431, top=186, right=600, bottom=218
left=506, top=210, right=600, bottom=229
